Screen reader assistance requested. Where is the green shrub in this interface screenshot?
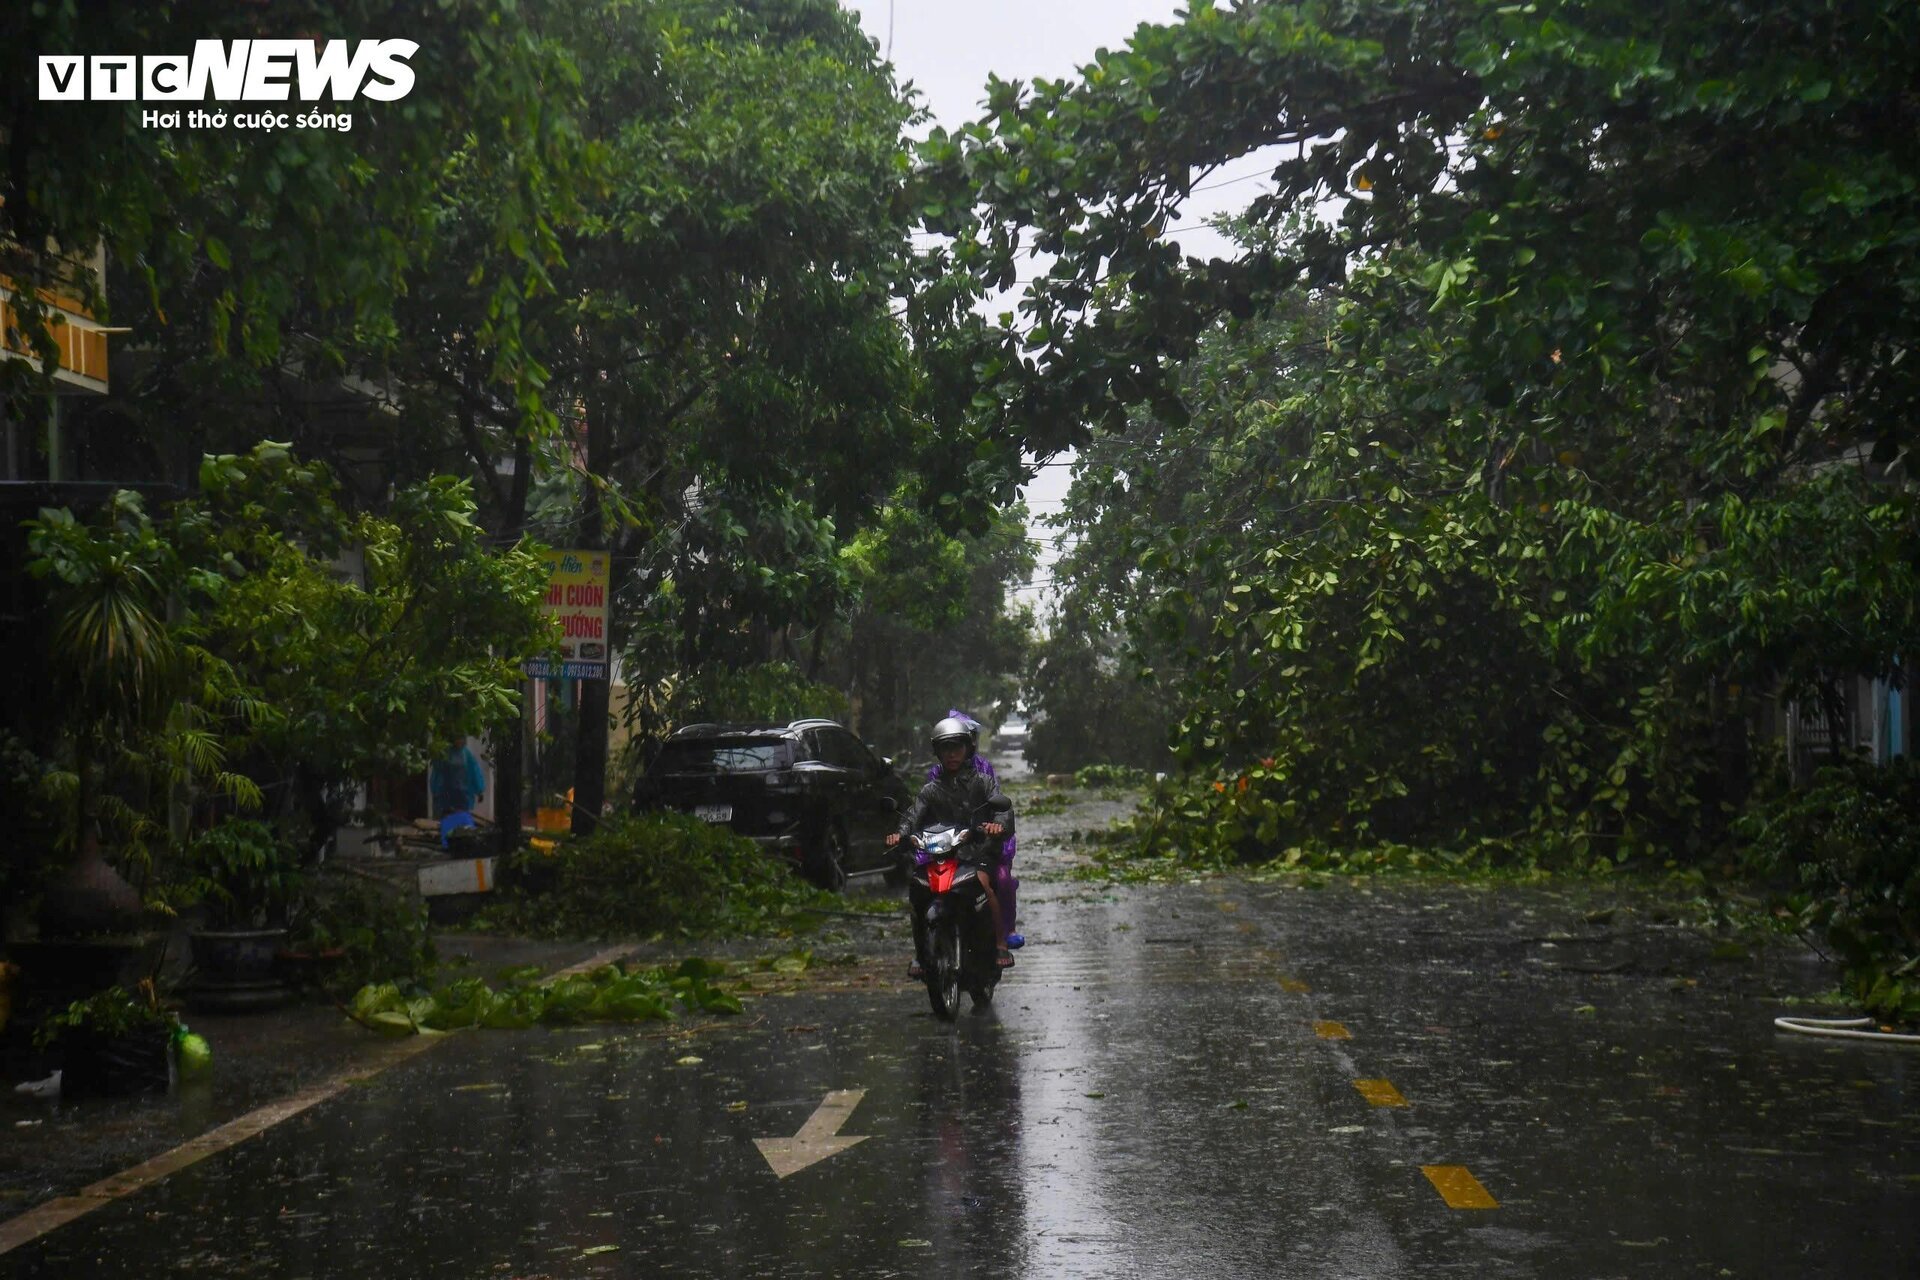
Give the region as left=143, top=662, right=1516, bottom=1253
left=0, top=732, right=65, bottom=916
left=34, top=983, right=179, bottom=1050
left=1074, top=763, right=1151, bottom=789
left=1741, top=759, right=1920, bottom=1021
left=289, top=875, right=437, bottom=995
left=478, top=812, right=835, bottom=940
left=179, top=819, right=302, bottom=929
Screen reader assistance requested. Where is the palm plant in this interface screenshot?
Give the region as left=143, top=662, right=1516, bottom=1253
left=27, top=493, right=188, bottom=930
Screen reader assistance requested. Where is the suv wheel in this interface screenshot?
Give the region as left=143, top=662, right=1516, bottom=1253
left=803, top=821, right=849, bottom=893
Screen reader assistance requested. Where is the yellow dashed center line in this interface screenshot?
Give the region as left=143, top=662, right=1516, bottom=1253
left=1275, top=940, right=1497, bottom=1213
left=1352, top=1078, right=1409, bottom=1107
left=1421, top=1165, right=1500, bottom=1209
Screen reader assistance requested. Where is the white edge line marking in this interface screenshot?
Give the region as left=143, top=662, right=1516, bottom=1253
left=0, top=944, right=634, bottom=1255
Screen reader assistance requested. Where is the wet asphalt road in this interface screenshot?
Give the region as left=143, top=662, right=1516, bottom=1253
left=9, top=780, right=1920, bottom=1278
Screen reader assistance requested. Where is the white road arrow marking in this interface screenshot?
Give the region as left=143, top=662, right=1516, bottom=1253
left=753, top=1089, right=871, bottom=1179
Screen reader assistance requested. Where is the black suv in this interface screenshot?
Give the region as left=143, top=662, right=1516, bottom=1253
left=632, top=719, right=912, bottom=890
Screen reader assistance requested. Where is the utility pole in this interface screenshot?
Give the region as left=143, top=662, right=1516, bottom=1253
left=571, top=393, right=614, bottom=835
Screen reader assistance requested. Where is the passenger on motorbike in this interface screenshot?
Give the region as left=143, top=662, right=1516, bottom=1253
left=925, top=709, right=1021, bottom=949
left=888, top=717, right=1017, bottom=976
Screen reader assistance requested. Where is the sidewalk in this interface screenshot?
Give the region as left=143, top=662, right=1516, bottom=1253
left=0, top=932, right=623, bottom=1222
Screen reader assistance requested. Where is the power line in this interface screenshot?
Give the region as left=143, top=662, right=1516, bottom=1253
left=1192, top=166, right=1273, bottom=194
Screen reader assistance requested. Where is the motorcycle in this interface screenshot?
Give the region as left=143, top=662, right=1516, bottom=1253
left=904, top=801, right=1010, bottom=1020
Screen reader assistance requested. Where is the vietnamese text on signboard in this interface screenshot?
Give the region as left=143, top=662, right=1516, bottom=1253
left=523, top=548, right=609, bottom=680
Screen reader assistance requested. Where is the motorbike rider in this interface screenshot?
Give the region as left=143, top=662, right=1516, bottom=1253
left=888, top=717, right=1017, bottom=977
left=926, top=709, right=1021, bottom=950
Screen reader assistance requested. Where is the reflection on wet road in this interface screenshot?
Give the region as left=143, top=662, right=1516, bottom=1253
left=10, top=790, right=1920, bottom=1277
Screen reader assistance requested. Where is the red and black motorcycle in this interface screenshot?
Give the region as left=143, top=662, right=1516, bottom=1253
left=904, top=810, right=1008, bottom=1019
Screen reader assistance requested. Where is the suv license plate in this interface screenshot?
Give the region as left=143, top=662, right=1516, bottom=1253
left=694, top=804, right=733, bottom=823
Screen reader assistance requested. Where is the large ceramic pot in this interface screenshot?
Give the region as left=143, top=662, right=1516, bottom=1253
left=38, top=832, right=144, bottom=937
left=272, top=945, right=346, bottom=991
left=187, top=927, right=292, bottom=1012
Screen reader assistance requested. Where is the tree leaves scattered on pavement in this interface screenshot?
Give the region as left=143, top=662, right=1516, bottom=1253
left=346, top=958, right=741, bottom=1036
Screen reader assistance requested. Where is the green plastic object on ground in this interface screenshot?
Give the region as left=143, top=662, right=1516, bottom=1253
left=173, top=1025, right=213, bottom=1078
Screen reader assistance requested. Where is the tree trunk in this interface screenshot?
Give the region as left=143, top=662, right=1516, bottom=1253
left=1714, top=681, right=1753, bottom=820
left=491, top=421, right=536, bottom=853
left=806, top=624, right=826, bottom=682
left=494, top=707, right=525, bottom=856
left=846, top=615, right=866, bottom=736
left=573, top=678, right=610, bottom=836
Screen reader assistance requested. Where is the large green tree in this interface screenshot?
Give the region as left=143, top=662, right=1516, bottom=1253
left=10, top=1, right=999, bottom=843
left=498, top=0, right=944, bottom=829
left=935, top=0, right=1919, bottom=859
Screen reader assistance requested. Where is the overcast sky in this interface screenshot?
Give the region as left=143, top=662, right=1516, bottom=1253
left=846, top=1, right=1189, bottom=134
left=842, top=2, right=1264, bottom=608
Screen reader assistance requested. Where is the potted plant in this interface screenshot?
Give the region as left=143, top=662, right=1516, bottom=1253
left=180, top=819, right=302, bottom=1012
left=280, top=875, right=437, bottom=997
left=34, top=981, right=181, bottom=1099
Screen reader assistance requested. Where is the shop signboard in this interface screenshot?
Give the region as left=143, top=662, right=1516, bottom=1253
left=523, top=548, right=609, bottom=680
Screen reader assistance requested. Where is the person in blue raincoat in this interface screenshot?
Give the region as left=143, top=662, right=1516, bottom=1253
left=430, top=738, right=486, bottom=822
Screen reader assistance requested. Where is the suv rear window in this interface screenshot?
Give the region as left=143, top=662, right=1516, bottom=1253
left=654, top=737, right=794, bottom=773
